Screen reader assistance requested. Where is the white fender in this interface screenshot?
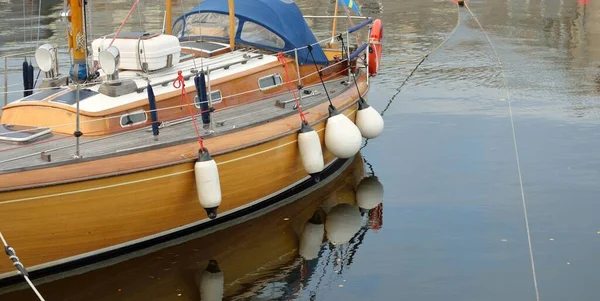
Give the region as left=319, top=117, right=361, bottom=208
left=194, top=149, right=222, bottom=219
left=196, top=260, right=224, bottom=301
left=356, top=176, right=384, bottom=210
left=299, top=218, right=325, bottom=260
left=325, top=203, right=363, bottom=245
left=298, top=123, right=324, bottom=178
left=324, top=106, right=362, bottom=159
left=356, top=98, right=384, bottom=139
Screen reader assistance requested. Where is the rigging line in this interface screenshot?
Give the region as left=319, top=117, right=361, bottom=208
left=135, top=0, right=148, bottom=77
left=22, top=0, right=27, bottom=44
left=181, top=0, right=198, bottom=71
left=36, top=0, right=42, bottom=48
left=0, top=232, right=46, bottom=301
left=379, top=3, right=461, bottom=118
left=307, top=46, right=334, bottom=107
left=464, top=3, right=540, bottom=301
left=109, top=0, right=141, bottom=47
left=30, top=0, right=34, bottom=42
left=379, top=4, right=461, bottom=68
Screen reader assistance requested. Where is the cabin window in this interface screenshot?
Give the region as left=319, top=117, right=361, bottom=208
left=195, top=90, right=223, bottom=108
left=240, top=21, right=285, bottom=49
left=120, top=110, right=148, bottom=127
left=174, top=13, right=239, bottom=38
left=258, top=74, right=283, bottom=91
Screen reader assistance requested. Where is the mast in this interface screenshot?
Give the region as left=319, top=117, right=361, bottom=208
left=331, top=0, right=340, bottom=42
left=165, top=0, right=172, bottom=35
left=67, top=0, right=88, bottom=81
left=228, top=0, right=235, bottom=51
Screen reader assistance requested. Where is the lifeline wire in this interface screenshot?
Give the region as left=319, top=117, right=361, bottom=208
left=464, top=3, right=540, bottom=301
left=0, top=232, right=46, bottom=301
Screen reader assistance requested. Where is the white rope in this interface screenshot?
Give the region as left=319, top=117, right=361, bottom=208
left=24, top=276, right=46, bottom=301
left=464, top=4, right=540, bottom=301
left=0, top=231, right=7, bottom=247
left=0, top=232, right=46, bottom=301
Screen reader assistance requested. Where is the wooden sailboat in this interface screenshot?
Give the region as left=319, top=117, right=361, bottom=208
left=0, top=0, right=385, bottom=284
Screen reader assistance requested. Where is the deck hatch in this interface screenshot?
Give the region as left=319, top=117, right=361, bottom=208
left=20, top=88, right=65, bottom=102
left=52, top=89, right=99, bottom=105
left=0, top=124, right=52, bottom=144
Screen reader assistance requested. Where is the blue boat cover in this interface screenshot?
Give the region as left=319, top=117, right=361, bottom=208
left=173, top=0, right=329, bottom=65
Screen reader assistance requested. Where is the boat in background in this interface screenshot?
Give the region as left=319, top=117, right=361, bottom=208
left=0, top=0, right=385, bottom=285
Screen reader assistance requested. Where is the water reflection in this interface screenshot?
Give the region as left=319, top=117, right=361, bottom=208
left=0, top=154, right=385, bottom=300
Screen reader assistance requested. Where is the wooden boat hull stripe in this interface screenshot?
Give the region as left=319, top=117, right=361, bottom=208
left=0, top=157, right=351, bottom=287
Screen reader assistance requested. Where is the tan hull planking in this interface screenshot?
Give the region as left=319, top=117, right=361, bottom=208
left=0, top=155, right=365, bottom=300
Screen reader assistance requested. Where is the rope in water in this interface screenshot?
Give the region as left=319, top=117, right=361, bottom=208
left=173, top=70, right=205, bottom=151
left=0, top=232, right=46, bottom=301
left=464, top=3, right=540, bottom=301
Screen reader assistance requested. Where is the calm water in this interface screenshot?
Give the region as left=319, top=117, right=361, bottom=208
left=2, top=0, right=600, bottom=300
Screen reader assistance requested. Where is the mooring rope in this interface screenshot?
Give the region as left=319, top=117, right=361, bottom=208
left=379, top=3, right=461, bottom=118
left=463, top=3, right=540, bottom=301
left=0, top=232, right=46, bottom=301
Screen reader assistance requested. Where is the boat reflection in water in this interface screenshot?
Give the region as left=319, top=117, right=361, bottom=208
left=0, top=154, right=384, bottom=301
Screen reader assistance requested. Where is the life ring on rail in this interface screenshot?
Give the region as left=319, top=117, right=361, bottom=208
left=368, top=19, right=383, bottom=76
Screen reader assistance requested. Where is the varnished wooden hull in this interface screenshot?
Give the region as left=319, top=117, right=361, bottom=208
left=0, top=155, right=366, bottom=300
left=0, top=77, right=368, bottom=284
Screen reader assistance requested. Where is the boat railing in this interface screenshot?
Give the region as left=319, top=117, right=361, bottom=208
left=0, top=65, right=354, bottom=167
left=0, top=53, right=354, bottom=137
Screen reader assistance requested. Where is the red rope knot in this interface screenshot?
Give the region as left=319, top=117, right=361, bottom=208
left=277, top=52, right=286, bottom=65
left=173, top=70, right=185, bottom=89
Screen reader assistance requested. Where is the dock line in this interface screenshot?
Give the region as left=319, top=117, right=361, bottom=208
left=0, top=232, right=46, bottom=301
left=464, top=3, right=541, bottom=301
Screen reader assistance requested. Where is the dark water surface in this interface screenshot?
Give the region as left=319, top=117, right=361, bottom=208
left=1, top=0, right=600, bottom=300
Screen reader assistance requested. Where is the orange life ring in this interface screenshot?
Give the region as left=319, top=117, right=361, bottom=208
left=368, top=19, right=383, bottom=76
